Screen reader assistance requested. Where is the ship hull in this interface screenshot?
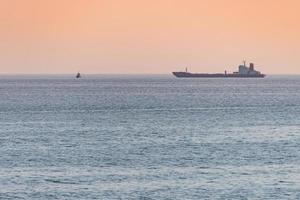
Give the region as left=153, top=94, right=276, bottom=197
left=173, top=72, right=265, bottom=78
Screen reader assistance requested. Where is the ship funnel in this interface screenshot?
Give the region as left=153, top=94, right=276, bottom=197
left=249, top=63, right=254, bottom=71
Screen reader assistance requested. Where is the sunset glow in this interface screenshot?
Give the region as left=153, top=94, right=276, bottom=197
left=0, top=0, right=299, bottom=74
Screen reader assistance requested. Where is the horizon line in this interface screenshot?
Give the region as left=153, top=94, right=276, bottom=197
left=0, top=73, right=300, bottom=76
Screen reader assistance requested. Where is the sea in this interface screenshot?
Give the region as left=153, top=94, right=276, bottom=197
left=1, top=75, right=300, bottom=199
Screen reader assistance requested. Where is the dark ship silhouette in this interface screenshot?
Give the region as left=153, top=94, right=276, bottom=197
left=173, top=61, right=265, bottom=78
left=76, top=72, right=81, bottom=78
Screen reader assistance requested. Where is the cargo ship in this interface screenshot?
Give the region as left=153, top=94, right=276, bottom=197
left=173, top=62, right=265, bottom=78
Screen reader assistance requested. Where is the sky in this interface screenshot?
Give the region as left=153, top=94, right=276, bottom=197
left=0, top=0, right=299, bottom=74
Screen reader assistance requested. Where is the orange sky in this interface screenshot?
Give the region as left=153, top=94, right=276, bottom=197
left=0, top=0, right=299, bottom=74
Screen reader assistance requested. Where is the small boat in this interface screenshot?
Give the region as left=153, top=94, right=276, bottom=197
left=76, top=72, right=81, bottom=78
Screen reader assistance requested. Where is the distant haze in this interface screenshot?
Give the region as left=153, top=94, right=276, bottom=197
left=0, top=0, right=299, bottom=74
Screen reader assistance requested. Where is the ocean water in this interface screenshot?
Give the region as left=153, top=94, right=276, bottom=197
left=1, top=75, right=300, bottom=199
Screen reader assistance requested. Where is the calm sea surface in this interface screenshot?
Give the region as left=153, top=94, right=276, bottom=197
left=1, top=75, right=300, bottom=199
